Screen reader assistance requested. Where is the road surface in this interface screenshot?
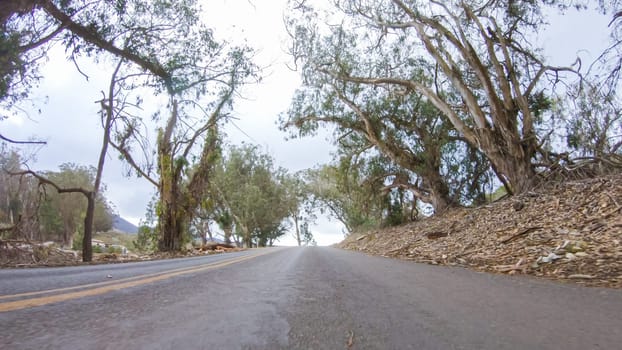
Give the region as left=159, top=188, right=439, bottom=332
left=1, top=247, right=621, bottom=349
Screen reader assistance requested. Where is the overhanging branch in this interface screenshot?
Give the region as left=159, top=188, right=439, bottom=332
left=0, top=134, right=46, bottom=145
left=7, top=169, right=90, bottom=196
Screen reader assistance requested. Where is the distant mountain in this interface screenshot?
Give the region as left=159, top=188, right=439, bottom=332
left=112, top=215, right=139, bottom=234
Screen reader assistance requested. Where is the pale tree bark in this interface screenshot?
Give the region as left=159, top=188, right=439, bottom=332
left=291, top=86, right=456, bottom=212
left=312, top=0, right=579, bottom=195
left=293, top=215, right=301, bottom=246
left=339, top=89, right=455, bottom=211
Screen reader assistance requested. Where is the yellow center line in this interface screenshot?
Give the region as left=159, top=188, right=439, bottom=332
left=0, top=252, right=256, bottom=301
left=0, top=249, right=275, bottom=313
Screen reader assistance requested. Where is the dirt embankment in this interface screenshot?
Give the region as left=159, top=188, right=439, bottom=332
left=337, top=174, right=622, bottom=288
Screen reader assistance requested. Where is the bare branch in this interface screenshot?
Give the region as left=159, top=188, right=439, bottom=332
left=0, top=134, right=46, bottom=145
left=6, top=169, right=90, bottom=196
left=109, top=140, right=159, bottom=187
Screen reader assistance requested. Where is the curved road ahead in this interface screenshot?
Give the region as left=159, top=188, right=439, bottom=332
left=1, top=247, right=621, bottom=349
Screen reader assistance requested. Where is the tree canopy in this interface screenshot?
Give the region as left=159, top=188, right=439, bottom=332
left=211, top=144, right=297, bottom=247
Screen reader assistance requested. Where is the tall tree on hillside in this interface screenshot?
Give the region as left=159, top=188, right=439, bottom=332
left=563, top=84, right=622, bottom=157
left=286, top=0, right=580, bottom=195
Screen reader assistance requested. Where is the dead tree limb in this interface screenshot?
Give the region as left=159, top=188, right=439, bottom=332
left=0, top=134, right=46, bottom=145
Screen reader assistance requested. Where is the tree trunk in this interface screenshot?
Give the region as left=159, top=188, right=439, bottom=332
left=242, top=225, right=252, bottom=248
left=158, top=181, right=185, bottom=251
left=223, top=225, right=232, bottom=244
left=206, top=220, right=214, bottom=245
left=244, top=234, right=252, bottom=248
left=426, top=179, right=452, bottom=214
left=232, top=232, right=241, bottom=247
left=496, top=157, right=535, bottom=195
left=293, top=215, right=301, bottom=246
left=157, top=139, right=186, bottom=251
left=479, top=129, right=535, bottom=195
left=80, top=59, right=121, bottom=262
left=421, top=152, right=455, bottom=213
left=82, top=192, right=94, bottom=262
left=62, top=216, right=75, bottom=248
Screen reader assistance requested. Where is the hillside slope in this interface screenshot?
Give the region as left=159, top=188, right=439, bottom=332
left=112, top=215, right=138, bottom=234
left=338, top=174, right=622, bottom=288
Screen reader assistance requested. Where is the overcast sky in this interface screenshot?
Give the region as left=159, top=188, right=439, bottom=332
left=2, top=1, right=612, bottom=245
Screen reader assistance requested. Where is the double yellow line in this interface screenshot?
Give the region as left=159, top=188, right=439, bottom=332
left=0, top=250, right=271, bottom=313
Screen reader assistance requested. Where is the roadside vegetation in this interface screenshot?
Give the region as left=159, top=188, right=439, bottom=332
left=0, top=1, right=621, bottom=282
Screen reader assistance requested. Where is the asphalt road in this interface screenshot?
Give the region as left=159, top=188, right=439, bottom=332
left=1, top=247, right=621, bottom=349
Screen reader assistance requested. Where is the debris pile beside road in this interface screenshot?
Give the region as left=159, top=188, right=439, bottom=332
left=338, top=174, right=622, bottom=288
left=91, top=242, right=243, bottom=262
left=0, top=240, right=79, bottom=267
left=148, top=242, right=243, bottom=260
left=0, top=240, right=244, bottom=267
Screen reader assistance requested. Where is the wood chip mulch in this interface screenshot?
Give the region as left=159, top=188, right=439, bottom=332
left=337, top=174, right=622, bottom=288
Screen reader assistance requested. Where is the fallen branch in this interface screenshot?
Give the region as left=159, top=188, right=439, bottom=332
left=499, top=226, right=542, bottom=244
left=568, top=274, right=595, bottom=279
left=493, top=265, right=527, bottom=273
left=200, top=242, right=237, bottom=251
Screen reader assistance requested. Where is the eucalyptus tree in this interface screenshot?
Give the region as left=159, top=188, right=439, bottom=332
left=283, top=59, right=471, bottom=212
left=212, top=144, right=290, bottom=247
left=281, top=173, right=316, bottom=246
left=92, top=3, right=254, bottom=251
left=558, top=2, right=622, bottom=160
left=563, top=84, right=622, bottom=157
left=1, top=0, right=178, bottom=108
left=286, top=0, right=582, bottom=195
left=305, top=153, right=390, bottom=233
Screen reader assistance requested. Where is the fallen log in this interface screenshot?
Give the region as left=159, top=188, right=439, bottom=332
left=201, top=242, right=237, bottom=250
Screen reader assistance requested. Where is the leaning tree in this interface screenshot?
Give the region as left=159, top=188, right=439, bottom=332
left=286, top=0, right=582, bottom=195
